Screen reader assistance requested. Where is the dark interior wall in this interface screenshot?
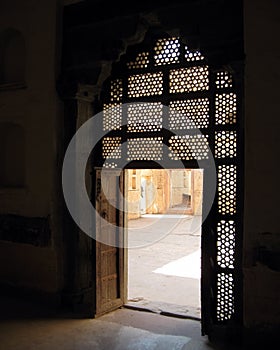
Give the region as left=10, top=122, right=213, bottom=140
left=243, top=0, right=280, bottom=328
left=61, top=0, right=244, bottom=87
left=0, top=0, right=63, bottom=299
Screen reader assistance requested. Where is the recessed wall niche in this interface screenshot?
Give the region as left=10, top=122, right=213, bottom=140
left=0, top=28, right=26, bottom=86
left=0, top=122, right=25, bottom=188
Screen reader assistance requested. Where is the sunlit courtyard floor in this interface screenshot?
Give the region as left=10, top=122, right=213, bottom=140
left=127, top=214, right=202, bottom=319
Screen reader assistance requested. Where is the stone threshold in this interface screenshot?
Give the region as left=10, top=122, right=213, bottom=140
left=124, top=299, right=201, bottom=321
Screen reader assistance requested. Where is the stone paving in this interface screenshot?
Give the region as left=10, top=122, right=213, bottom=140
left=127, top=214, right=202, bottom=319
left=1, top=298, right=239, bottom=350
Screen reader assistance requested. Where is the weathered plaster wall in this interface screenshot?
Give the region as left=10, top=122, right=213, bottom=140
left=170, top=170, right=191, bottom=208
left=0, top=0, right=63, bottom=296
left=193, top=169, right=203, bottom=216
left=244, top=0, right=280, bottom=328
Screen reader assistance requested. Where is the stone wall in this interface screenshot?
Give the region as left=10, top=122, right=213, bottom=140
left=126, top=169, right=202, bottom=219
left=243, top=0, right=280, bottom=330
left=193, top=170, right=203, bottom=216
left=0, top=0, right=63, bottom=299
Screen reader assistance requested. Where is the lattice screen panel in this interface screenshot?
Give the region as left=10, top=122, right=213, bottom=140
left=217, top=220, right=235, bottom=269
left=127, top=102, right=163, bottom=132
left=103, top=103, right=122, bottom=131
left=111, top=79, right=123, bottom=102
left=185, top=46, right=204, bottom=62
left=102, top=137, right=122, bottom=159
left=169, top=98, right=209, bottom=130
left=127, top=52, right=149, bottom=69
left=217, top=273, right=234, bottom=322
left=168, top=134, right=209, bottom=160
left=127, top=137, right=163, bottom=161
left=218, top=165, right=237, bottom=215
left=154, top=37, right=180, bottom=66
left=128, top=72, right=163, bottom=97
left=103, top=162, right=118, bottom=169
left=99, top=35, right=242, bottom=329
left=169, top=67, right=209, bottom=93
left=215, top=93, right=237, bottom=125
left=214, top=65, right=239, bottom=323
left=215, top=131, right=237, bottom=158
left=216, top=71, right=233, bottom=89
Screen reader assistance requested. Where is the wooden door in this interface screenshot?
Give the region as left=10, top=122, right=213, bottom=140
left=201, top=169, right=217, bottom=336
left=94, top=168, right=126, bottom=317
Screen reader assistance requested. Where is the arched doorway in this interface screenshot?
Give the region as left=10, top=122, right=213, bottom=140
left=92, top=32, right=243, bottom=337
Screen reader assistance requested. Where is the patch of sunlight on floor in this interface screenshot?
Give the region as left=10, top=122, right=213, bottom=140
left=153, top=249, right=201, bottom=279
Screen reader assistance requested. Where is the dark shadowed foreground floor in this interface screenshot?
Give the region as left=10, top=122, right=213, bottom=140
left=0, top=295, right=250, bottom=350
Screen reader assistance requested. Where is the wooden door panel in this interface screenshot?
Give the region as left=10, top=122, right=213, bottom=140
left=95, top=169, right=125, bottom=317
left=101, top=249, right=118, bottom=276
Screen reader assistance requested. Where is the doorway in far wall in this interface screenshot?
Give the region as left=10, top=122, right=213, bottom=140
left=126, top=169, right=203, bottom=319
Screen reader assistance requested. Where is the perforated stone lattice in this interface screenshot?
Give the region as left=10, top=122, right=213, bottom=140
left=217, top=273, right=234, bottom=322
left=168, top=134, right=209, bottom=160
left=215, top=131, right=237, bottom=158
left=169, top=98, right=209, bottom=130
left=127, top=137, right=163, bottom=161
left=127, top=52, right=149, bottom=69
left=103, top=162, right=118, bottom=169
left=185, top=46, right=204, bottom=62
left=215, top=93, right=237, bottom=125
left=154, top=37, right=180, bottom=66
left=128, top=72, right=163, bottom=97
left=100, top=36, right=240, bottom=325
left=111, top=79, right=123, bottom=102
left=102, top=137, right=122, bottom=159
left=127, top=102, right=163, bottom=132
left=103, top=103, right=122, bottom=131
left=217, top=220, right=235, bottom=269
left=218, top=165, right=237, bottom=215
left=216, top=71, right=233, bottom=89
left=169, top=67, right=209, bottom=93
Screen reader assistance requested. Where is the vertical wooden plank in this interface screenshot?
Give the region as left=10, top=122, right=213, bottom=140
left=95, top=169, right=125, bottom=317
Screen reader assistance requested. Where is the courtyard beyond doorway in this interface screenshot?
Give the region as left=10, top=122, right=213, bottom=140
left=127, top=214, right=202, bottom=319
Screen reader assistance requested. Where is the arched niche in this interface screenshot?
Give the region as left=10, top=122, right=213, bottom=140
left=0, top=122, right=25, bottom=187
left=0, top=28, right=26, bottom=87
